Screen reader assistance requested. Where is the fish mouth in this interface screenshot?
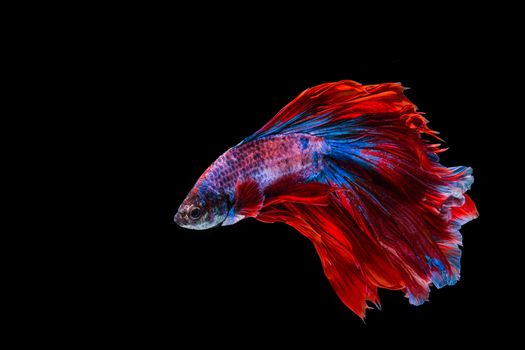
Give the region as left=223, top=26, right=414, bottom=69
left=174, top=212, right=187, bottom=227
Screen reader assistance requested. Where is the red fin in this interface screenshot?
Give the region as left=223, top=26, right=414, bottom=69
left=264, top=176, right=334, bottom=206
left=257, top=201, right=406, bottom=319
left=234, top=179, right=264, bottom=217
left=451, top=194, right=478, bottom=225
left=243, top=81, right=420, bottom=143
left=256, top=173, right=477, bottom=317
left=243, top=80, right=478, bottom=317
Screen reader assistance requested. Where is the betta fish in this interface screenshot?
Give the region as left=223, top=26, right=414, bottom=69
left=174, top=80, right=478, bottom=318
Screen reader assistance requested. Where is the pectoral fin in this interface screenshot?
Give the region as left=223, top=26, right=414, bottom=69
left=222, top=179, right=264, bottom=226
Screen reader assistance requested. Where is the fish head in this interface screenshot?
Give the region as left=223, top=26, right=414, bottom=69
left=174, top=186, right=230, bottom=230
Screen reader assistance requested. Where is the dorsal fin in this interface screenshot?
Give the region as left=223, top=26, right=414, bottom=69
left=243, top=80, right=415, bottom=143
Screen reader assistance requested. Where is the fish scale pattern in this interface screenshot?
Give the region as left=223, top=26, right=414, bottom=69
left=198, top=134, right=325, bottom=199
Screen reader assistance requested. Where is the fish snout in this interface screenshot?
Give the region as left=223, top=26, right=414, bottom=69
left=174, top=211, right=186, bottom=226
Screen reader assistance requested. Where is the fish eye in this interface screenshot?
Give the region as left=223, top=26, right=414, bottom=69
left=189, top=207, right=202, bottom=220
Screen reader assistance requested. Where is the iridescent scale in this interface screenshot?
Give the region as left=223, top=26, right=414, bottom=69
left=198, top=134, right=326, bottom=198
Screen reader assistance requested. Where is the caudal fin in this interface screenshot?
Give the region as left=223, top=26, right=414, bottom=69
left=252, top=81, right=478, bottom=317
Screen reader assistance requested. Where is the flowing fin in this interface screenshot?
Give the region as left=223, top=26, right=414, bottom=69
left=250, top=81, right=478, bottom=317
left=243, top=80, right=424, bottom=143
left=223, top=179, right=264, bottom=226
left=234, top=179, right=264, bottom=217
left=257, top=200, right=406, bottom=318
left=264, top=176, right=334, bottom=206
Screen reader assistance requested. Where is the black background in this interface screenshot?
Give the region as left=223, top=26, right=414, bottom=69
left=71, top=17, right=511, bottom=345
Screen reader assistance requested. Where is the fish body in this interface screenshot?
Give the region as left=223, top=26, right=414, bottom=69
left=198, top=134, right=326, bottom=200
left=176, top=134, right=326, bottom=229
left=174, top=80, right=478, bottom=318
